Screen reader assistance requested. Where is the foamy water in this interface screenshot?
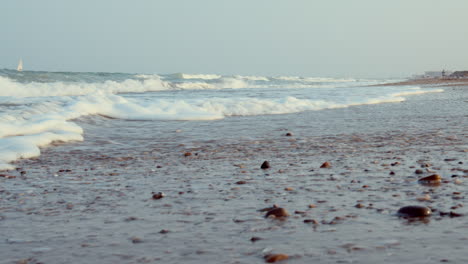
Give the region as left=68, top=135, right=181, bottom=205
left=0, top=69, right=443, bottom=170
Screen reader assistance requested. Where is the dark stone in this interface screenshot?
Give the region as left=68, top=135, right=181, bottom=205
left=320, top=162, right=331, bottom=168
left=261, top=161, right=270, bottom=169
left=236, top=180, right=247, bottom=185
left=265, top=208, right=289, bottom=218
left=250, top=237, right=262, bottom=242
left=152, top=192, right=165, bottom=199
left=415, top=169, right=424, bottom=174
left=285, top=132, right=293, bottom=137
left=397, top=206, right=431, bottom=217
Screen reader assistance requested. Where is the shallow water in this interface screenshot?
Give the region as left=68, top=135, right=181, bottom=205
left=1, top=87, right=467, bottom=264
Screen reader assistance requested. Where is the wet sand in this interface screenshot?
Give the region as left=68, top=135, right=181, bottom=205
left=1, top=85, right=467, bottom=264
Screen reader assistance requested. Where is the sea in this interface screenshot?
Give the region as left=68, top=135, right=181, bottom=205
left=0, top=69, right=443, bottom=171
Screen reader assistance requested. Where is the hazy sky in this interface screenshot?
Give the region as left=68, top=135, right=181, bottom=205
left=2, top=0, right=468, bottom=78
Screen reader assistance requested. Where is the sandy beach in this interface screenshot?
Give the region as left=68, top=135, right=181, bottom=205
left=1, top=84, right=467, bottom=264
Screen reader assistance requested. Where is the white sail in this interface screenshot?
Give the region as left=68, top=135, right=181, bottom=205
left=17, top=59, right=23, bottom=72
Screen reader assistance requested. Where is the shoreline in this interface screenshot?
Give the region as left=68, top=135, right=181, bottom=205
left=375, top=78, right=468, bottom=87
left=1, top=85, right=467, bottom=264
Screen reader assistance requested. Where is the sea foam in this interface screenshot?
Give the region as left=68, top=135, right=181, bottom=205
left=0, top=73, right=444, bottom=170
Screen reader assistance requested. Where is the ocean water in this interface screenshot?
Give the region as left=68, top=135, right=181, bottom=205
left=0, top=69, right=443, bottom=171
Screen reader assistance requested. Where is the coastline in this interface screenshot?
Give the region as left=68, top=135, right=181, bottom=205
left=375, top=78, right=468, bottom=87
left=1, top=85, right=467, bottom=264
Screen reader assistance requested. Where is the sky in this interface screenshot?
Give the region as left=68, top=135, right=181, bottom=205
left=1, top=0, right=468, bottom=78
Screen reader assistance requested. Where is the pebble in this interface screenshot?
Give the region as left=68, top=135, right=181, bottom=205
left=236, top=180, right=247, bottom=185
left=320, top=162, right=331, bottom=168
left=304, top=219, right=319, bottom=224
left=261, top=161, right=271, bottom=169
left=184, top=152, right=192, bottom=157
left=250, top=237, right=262, bottom=242
left=418, top=174, right=442, bottom=185
left=264, top=254, right=289, bottom=263
left=415, top=169, right=424, bottom=174
left=265, top=208, right=289, bottom=218
left=397, top=206, right=432, bottom=217
left=285, top=132, right=293, bottom=137
left=152, top=192, right=165, bottom=199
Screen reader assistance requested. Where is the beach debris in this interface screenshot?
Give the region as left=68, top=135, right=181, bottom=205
left=265, top=207, right=290, bottom=218
left=320, top=162, right=331, bottom=168
left=308, top=204, right=316, bottom=208
left=415, top=169, right=424, bottom=174
left=397, top=206, right=431, bottom=218
left=159, top=229, right=170, bottom=234
left=184, top=152, right=192, bottom=157
left=152, top=192, right=165, bottom=199
left=355, top=203, right=365, bottom=208
left=236, top=180, right=247, bottom=185
left=261, top=161, right=271, bottom=169
left=284, top=187, right=294, bottom=191
left=264, top=253, right=289, bottom=263
left=285, top=132, right=293, bottom=137
left=418, top=174, right=442, bottom=185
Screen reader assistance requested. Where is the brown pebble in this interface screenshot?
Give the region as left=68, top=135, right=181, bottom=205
left=236, top=180, right=247, bottom=185
left=308, top=204, right=316, bottom=208
left=355, top=203, right=365, bottom=208
left=264, top=254, right=289, bottom=263
left=418, top=174, right=442, bottom=185
left=320, top=162, right=331, bottom=168
left=184, top=152, right=192, bottom=157
left=152, top=192, right=165, bottom=199
left=159, top=229, right=170, bottom=234
left=66, top=203, right=74, bottom=210
left=261, top=161, right=271, bottom=169
left=285, top=132, right=293, bottom=137
left=265, top=208, right=289, bottom=218
left=284, top=187, right=294, bottom=191
left=415, top=169, right=424, bottom=174
left=397, top=206, right=431, bottom=217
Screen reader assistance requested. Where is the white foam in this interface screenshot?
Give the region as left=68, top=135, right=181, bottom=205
left=0, top=74, right=445, bottom=171
left=179, top=73, right=222, bottom=80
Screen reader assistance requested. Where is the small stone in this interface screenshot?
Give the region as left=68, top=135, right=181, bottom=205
left=236, top=180, right=247, bottom=185
left=261, top=161, right=271, bottom=169
left=250, top=236, right=262, bottom=242
left=66, top=203, right=74, bottom=210
left=397, top=206, right=432, bottom=217
left=320, top=162, right=331, bottom=168
left=264, top=254, right=289, bottom=263
left=284, top=187, right=294, bottom=191
left=131, top=236, right=143, bottom=243
left=355, top=203, right=365, bottom=208
left=389, top=171, right=395, bottom=175
left=304, top=219, right=319, bottom=224
left=152, top=192, right=165, bottom=199
left=415, top=169, right=424, bottom=174
left=159, top=229, right=170, bottom=234
left=418, top=174, right=442, bottom=185
left=184, top=152, right=192, bottom=157
left=265, top=208, right=289, bottom=218
left=285, top=132, right=293, bottom=137
left=308, top=204, right=316, bottom=208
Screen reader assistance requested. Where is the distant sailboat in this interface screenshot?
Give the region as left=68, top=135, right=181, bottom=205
left=17, top=59, right=23, bottom=72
